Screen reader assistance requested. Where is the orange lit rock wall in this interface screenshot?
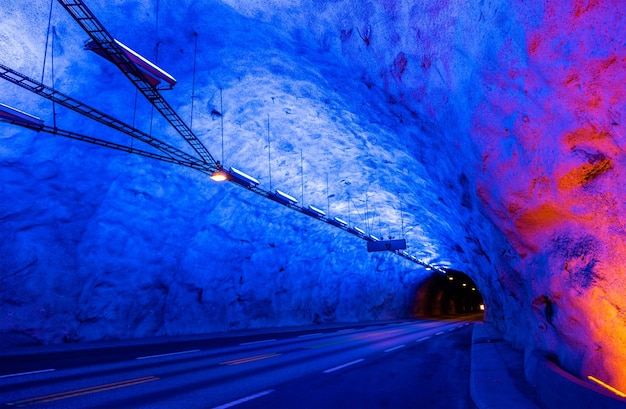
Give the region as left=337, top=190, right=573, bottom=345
left=472, top=1, right=626, bottom=390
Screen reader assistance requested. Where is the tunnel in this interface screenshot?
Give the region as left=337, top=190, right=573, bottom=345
left=1, top=0, right=626, bottom=402
left=411, top=270, right=484, bottom=318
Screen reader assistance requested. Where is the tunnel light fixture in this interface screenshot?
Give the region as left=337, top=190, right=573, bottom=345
left=210, top=169, right=228, bottom=182
left=425, top=267, right=432, bottom=271
left=0, top=103, right=44, bottom=128
left=85, top=39, right=177, bottom=88
left=229, top=167, right=260, bottom=187
left=275, top=189, right=298, bottom=205
left=472, top=287, right=476, bottom=291
left=353, top=226, right=365, bottom=235
left=462, top=283, right=467, bottom=287
left=308, top=205, right=326, bottom=217
left=333, top=217, right=348, bottom=227
left=448, top=276, right=454, bottom=281
left=369, top=234, right=380, bottom=241
left=479, top=304, right=485, bottom=311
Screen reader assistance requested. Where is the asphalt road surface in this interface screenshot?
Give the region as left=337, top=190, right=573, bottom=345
left=1, top=317, right=480, bottom=408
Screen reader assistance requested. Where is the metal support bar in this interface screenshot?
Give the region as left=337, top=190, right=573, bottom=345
left=0, top=64, right=208, bottom=171
left=57, top=0, right=219, bottom=168
left=1, top=118, right=211, bottom=174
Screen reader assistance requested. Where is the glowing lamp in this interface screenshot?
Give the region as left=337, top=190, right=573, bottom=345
left=210, top=170, right=228, bottom=182
left=462, top=283, right=467, bottom=287
left=425, top=267, right=432, bottom=271
left=448, top=276, right=454, bottom=281
left=479, top=304, right=485, bottom=311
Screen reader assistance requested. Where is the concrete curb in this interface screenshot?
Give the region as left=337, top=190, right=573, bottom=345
left=471, top=322, right=626, bottom=409
left=470, top=322, right=541, bottom=409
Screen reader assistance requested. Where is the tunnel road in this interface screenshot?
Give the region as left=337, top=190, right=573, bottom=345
left=1, top=317, right=481, bottom=408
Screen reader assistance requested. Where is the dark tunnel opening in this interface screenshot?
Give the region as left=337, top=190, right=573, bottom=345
left=411, top=269, right=484, bottom=318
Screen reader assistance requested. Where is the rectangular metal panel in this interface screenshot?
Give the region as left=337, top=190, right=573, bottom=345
left=367, top=239, right=407, bottom=252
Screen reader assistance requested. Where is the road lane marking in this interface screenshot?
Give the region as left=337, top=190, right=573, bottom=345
left=6, top=376, right=159, bottom=406
left=297, top=332, right=323, bottom=338
left=212, top=389, right=274, bottom=409
left=448, top=328, right=455, bottom=332
left=337, top=328, right=355, bottom=333
left=356, top=329, right=402, bottom=339
left=220, top=353, right=281, bottom=366
left=307, top=338, right=352, bottom=349
left=136, top=349, right=200, bottom=360
left=0, top=369, right=55, bottom=379
left=323, top=359, right=365, bottom=373
left=239, top=339, right=277, bottom=346
left=384, top=345, right=405, bottom=353
left=435, top=331, right=445, bottom=336
left=416, top=336, right=431, bottom=342
left=307, top=328, right=402, bottom=349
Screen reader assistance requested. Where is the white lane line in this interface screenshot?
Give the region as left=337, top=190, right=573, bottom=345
left=337, top=328, right=355, bottom=333
left=384, top=344, right=405, bottom=353
left=0, top=369, right=55, bottom=379
left=239, top=339, right=277, bottom=346
left=416, top=336, right=430, bottom=343
left=212, top=389, right=274, bottom=409
left=136, top=349, right=200, bottom=360
left=297, top=332, right=323, bottom=338
left=323, top=359, right=365, bottom=374
left=435, top=331, right=445, bottom=336
left=448, top=328, right=455, bottom=332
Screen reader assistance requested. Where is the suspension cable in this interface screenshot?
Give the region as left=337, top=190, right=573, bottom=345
left=51, top=26, right=57, bottom=129
left=41, top=0, right=54, bottom=84
left=190, top=31, right=197, bottom=131
left=131, top=89, right=137, bottom=151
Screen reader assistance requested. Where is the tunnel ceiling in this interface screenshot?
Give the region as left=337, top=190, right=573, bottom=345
left=1, top=0, right=625, bottom=392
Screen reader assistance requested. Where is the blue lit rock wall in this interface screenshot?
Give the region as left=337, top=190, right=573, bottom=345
left=1, top=0, right=508, bottom=346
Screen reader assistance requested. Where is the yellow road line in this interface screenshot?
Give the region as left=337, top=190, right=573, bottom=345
left=7, top=376, right=160, bottom=407
left=220, top=353, right=281, bottom=366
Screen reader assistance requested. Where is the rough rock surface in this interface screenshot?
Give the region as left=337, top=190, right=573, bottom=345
left=0, top=0, right=624, bottom=391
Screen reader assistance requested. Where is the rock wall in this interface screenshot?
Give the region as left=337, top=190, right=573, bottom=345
left=0, top=0, right=503, bottom=349
left=221, top=0, right=626, bottom=390
left=1, top=0, right=624, bottom=393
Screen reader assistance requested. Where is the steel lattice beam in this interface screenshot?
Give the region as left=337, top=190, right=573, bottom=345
left=0, top=64, right=208, bottom=170
left=57, top=0, right=219, bottom=168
